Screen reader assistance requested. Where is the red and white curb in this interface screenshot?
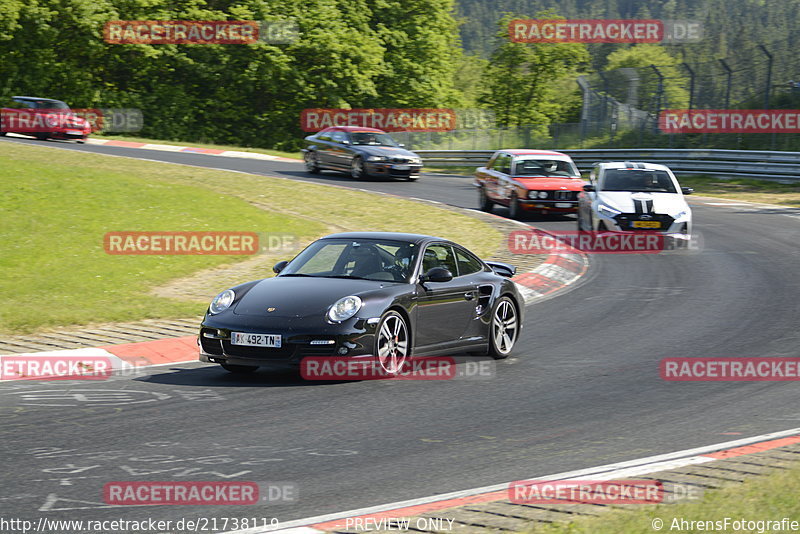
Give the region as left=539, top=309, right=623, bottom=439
left=87, top=138, right=300, bottom=162
left=219, top=427, right=800, bottom=534
left=0, top=336, right=198, bottom=381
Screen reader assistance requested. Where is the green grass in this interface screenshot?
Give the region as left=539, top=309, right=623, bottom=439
left=524, top=463, right=800, bottom=534
left=0, top=143, right=502, bottom=333
left=677, top=175, right=800, bottom=207
left=92, top=133, right=302, bottom=160
left=0, top=153, right=322, bottom=333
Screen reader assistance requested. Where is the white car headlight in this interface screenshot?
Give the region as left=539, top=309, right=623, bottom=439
left=327, top=296, right=363, bottom=323
left=538, top=191, right=548, bottom=199
left=367, top=155, right=388, bottom=162
left=528, top=190, right=538, bottom=199
left=209, top=289, right=235, bottom=314
left=598, top=204, right=621, bottom=217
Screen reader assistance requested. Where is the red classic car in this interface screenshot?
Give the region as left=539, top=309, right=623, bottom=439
left=0, top=96, right=91, bottom=142
left=474, top=149, right=585, bottom=219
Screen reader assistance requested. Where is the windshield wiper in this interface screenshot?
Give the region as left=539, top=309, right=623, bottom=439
left=278, top=273, right=315, bottom=277
left=321, top=275, right=370, bottom=280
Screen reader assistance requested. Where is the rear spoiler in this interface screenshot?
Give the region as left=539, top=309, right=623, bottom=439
left=485, top=261, right=516, bottom=278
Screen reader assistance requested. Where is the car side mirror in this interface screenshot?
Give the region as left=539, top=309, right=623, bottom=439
left=681, top=187, right=694, bottom=195
left=273, top=260, right=289, bottom=274
left=420, top=267, right=453, bottom=283
left=583, top=184, right=595, bottom=192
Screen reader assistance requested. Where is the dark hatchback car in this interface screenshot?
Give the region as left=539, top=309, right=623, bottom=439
left=303, top=126, right=423, bottom=180
left=199, top=232, right=523, bottom=375
left=0, top=96, right=91, bottom=142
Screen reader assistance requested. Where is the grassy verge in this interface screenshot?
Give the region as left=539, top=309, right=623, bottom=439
left=91, top=134, right=302, bottom=160
left=0, top=142, right=501, bottom=333
left=677, top=175, right=800, bottom=207
left=524, top=462, right=800, bottom=533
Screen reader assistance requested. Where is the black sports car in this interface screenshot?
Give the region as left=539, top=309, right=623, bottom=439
left=199, top=232, right=523, bottom=375
left=302, top=126, right=423, bottom=180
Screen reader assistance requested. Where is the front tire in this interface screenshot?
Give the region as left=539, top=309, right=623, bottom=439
left=375, top=310, right=409, bottom=375
left=350, top=156, right=366, bottom=180
left=508, top=193, right=522, bottom=220
left=489, top=296, right=518, bottom=359
left=220, top=363, right=258, bottom=374
left=479, top=187, right=493, bottom=213
left=304, top=151, right=320, bottom=174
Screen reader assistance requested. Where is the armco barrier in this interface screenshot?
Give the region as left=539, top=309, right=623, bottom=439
left=416, top=148, right=800, bottom=181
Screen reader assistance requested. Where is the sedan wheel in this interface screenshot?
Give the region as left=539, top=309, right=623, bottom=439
left=220, top=363, right=258, bottom=374
left=304, top=151, right=320, bottom=174
left=350, top=157, right=366, bottom=180
left=375, top=310, right=409, bottom=375
left=479, top=187, right=493, bottom=213
left=489, top=297, right=518, bottom=359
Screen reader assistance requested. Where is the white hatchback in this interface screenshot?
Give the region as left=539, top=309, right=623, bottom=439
left=577, top=162, right=693, bottom=241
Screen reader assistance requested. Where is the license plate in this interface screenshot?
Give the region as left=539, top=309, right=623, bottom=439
left=555, top=202, right=572, bottom=208
left=392, top=165, right=411, bottom=171
left=632, top=220, right=661, bottom=228
left=231, top=332, right=281, bottom=347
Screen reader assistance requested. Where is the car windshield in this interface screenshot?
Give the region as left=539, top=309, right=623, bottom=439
left=348, top=131, right=399, bottom=147
left=279, top=238, right=419, bottom=282
left=601, top=169, right=677, bottom=193
left=23, top=99, right=70, bottom=110
left=514, top=158, right=579, bottom=177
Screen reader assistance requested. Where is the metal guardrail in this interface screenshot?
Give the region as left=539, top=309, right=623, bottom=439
left=416, top=148, right=800, bottom=181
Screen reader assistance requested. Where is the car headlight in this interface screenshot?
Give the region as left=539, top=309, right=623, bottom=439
left=408, top=157, right=421, bottom=164
left=327, top=296, right=362, bottom=323
left=598, top=204, right=621, bottom=217
left=209, top=289, right=235, bottom=314
left=538, top=191, right=548, bottom=199
left=528, top=190, right=538, bottom=199
left=366, top=155, right=388, bottom=162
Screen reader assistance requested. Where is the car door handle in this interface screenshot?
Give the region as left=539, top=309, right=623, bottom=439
left=464, top=292, right=475, bottom=300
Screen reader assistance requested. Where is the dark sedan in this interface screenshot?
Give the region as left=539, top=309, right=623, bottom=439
left=199, top=232, right=523, bottom=376
left=303, top=126, right=423, bottom=180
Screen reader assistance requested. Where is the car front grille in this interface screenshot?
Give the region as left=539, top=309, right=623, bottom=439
left=554, top=191, right=577, bottom=200
left=613, top=213, right=675, bottom=231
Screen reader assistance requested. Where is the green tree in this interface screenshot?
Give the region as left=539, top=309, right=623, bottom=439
left=605, top=44, right=689, bottom=110
left=479, top=13, right=589, bottom=132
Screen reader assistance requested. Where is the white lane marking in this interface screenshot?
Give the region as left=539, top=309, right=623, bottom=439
left=220, top=426, right=800, bottom=533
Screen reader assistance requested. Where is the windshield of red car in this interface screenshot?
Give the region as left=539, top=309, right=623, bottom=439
left=514, top=158, right=579, bottom=177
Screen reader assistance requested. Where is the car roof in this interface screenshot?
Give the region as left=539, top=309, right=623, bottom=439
left=598, top=161, right=672, bottom=172
left=12, top=96, right=66, bottom=103
left=501, top=149, right=571, bottom=158
left=321, top=232, right=449, bottom=245
left=318, top=126, right=386, bottom=134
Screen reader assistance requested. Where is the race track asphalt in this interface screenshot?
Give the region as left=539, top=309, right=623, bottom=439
left=2, top=135, right=799, bottom=528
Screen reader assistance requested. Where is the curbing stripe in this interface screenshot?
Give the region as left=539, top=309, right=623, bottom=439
left=217, top=428, right=800, bottom=533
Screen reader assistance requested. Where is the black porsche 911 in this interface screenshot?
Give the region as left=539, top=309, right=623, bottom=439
left=199, top=232, right=523, bottom=375
left=302, top=126, right=423, bottom=180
